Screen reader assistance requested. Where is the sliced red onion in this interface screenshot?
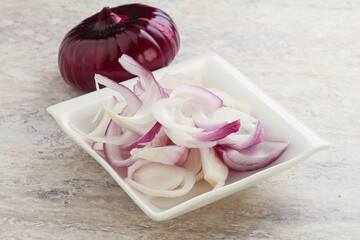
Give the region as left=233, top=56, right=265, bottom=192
left=80, top=120, right=138, bottom=146
left=103, top=145, right=136, bottom=167
left=69, top=97, right=120, bottom=143
left=105, top=120, right=140, bottom=145
left=91, top=95, right=118, bottom=124
left=112, top=101, right=127, bottom=114
left=133, top=79, right=145, bottom=98
left=87, top=97, right=117, bottom=138
left=125, top=161, right=195, bottom=197
left=95, top=78, right=136, bottom=117
left=102, top=120, right=164, bottom=163
left=94, top=78, right=144, bottom=133
left=176, top=148, right=191, bottom=166
left=194, top=120, right=240, bottom=141
left=152, top=85, right=243, bottom=148
left=132, top=162, right=185, bottom=190
left=153, top=97, right=225, bottom=147
left=199, top=148, right=228, bottom=188
left=91, top=142, right=104, bottom=151
left=216, top=141, right=289, bottom=171
left=152, top=91, right=248, bottom=148
left=255, top=129, right=265, bottom=146
left=124, top=122, right=162, bottom=151
left=217, top=121, right=264, bottom=151
left=164, top=129, right=217, bottom=148
left=127, top=159, right=149, bottom=179
left=118, top=54, right=168, bottom=99
left=170, top=85, right=223, bottom=112
left=89, top=101, right=127, bottom=142
left=130, top=145, right=190, bottom=166
left=152, top=98, right=203, bottom=133
left=213, top=106, right=257, bottom=125
left=102, top=120, right=139, bottom=167
left=81, top=113, right=143, bottom=146
left=95, top=87, right=156, bottom=134
left=193, top=105, right=255, bottom=133
left=144, top=128, right=170, bottom=148
left=192, top=108, right=227, bottom=131
left=94, top=55, right=168, bottom=134
left=183, top=148, right=202, bottom=177
left=95, top=74, right=142, bottom=116
left=86, top=55, right=290, bottom=195
left=96, top=121, right=164, bottom=167
left=101, top=106, right=158, bottom=134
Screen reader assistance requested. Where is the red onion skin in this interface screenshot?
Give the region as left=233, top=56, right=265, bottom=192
left=58, top=4, right=180, bottom=92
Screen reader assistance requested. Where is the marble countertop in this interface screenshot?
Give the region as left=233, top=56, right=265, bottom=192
left=1, top=0, right=359, bottom=239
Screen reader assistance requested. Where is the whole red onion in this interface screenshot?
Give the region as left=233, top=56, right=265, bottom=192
left=58, top=4, right=180, bottom=92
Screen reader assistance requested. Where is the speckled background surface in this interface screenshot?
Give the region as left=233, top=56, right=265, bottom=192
left=1, top=0, right=360, bottom=239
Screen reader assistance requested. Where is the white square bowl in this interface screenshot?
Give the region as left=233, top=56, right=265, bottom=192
left=47, top=53, right=330, bottom=221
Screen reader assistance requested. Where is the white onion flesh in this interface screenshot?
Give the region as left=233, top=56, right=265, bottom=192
left=130, top=146, right=189, bottom=166
left=152, top=98, right=202, bottom=133
left=199, top=148, right=228, bottom=188
left=132, top=162, right=185, bottom=190
left=125, top=161, right=195, bottom=198
left=183, top=149, right=202, bottom=176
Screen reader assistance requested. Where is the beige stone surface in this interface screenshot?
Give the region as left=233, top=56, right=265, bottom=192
left=1, top=0, right=359, bottom=239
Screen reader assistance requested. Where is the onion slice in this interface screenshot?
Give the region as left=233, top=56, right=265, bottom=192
left=102, top=121, right=168, bottom=167
left=170, top=85, right=223, bottom=112
left=212, top=106, right=257, bottom=125
left=216, top=141, right=289, bottom=171
left=192, top=108, right=227, bottom=131
left=88, top=96, right=118, bottom=136
left=103, top=145, right=136, bottom=168
left=118, top=54, right=168, bottom=99
left=133, top=79, right=145, bottom=98
left=199, top=148, right=228, bottom=188
left=152, top=98, right=203, bottom=133
left=130, top=146, right=190, bottom=166
left=144, top=128, right=170, bottom=148
left=105, top=120, right=140, bottom=146
left=93, top=54, right=169, bottom=134
left=183, top=148, right=203, bottom=181
left=164, top=129, right=217, bottom=148
left=91, top=142, right=104, bottom=151
left=125, top=161, right=195, bottom=197
left=217, top=121, right=264, bottom=151
left=194, top=120, right=240, bottom=141
left=124, top=122, right=162, bottom=150
left=69, top=98, right=126, bottom=144
left=95, top=74, right=142, bottom=116
left=102, top=120, right=138, bottom=167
